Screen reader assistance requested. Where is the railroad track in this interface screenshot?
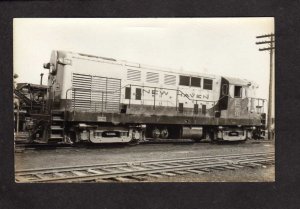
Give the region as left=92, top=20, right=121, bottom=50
left=14, top=139, right=271, bottom=152
left=15, top=151, right=274, bottom=183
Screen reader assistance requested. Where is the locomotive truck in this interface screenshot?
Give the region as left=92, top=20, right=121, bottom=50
left=17, top=50, right=267, bottom=144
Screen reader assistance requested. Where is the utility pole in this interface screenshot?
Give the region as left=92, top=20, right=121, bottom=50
left=256, top=33, right=275, bottom=140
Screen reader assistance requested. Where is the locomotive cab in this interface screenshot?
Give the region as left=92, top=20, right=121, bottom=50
left=213, top=77, right=266, bottom=141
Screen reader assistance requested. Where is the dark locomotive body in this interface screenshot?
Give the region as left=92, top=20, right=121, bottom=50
left=15, top=50, right=267, bottom=144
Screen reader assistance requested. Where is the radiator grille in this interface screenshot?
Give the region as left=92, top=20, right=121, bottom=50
left=72, top=74, right=92, bottom=110
left=127, top=69, right=141, bottom=81
left=72, top=73, right=121, bottom=112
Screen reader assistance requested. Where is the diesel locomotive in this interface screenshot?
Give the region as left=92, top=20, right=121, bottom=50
left=15, top=50, right=267, bottom=144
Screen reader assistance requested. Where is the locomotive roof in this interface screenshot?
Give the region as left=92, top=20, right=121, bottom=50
left=56, top=50, right=219, bottom=79
left=223, top=77, right=251, bottom=86
left=56, top=50, right=254, bottom=85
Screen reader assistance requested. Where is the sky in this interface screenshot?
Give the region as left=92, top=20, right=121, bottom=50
left=13, top=18, right=274, bottom=99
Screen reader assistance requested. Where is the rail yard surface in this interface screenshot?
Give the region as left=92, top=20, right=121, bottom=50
left=15, top=139, right=275, bottom=182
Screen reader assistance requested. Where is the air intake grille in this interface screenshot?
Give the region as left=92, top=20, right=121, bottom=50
left=72, top=73, right=121, bottom=112
left=127, top=69, right=141, bottom=81
left=146, top=72, right=159, bottom=83
left=164, top=74, right=176, bottom=85
left=72, top=73, right=92, bottom=110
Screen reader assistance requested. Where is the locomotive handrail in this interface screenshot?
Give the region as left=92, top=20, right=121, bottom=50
left=70, top=84, right=232, bottom=104
left=66, top=86, right=267, bottom=114
left=120, top=84, right=221, bottom=104
left=66, top=85, right=226, bottom=113
left=66, top=88, right=116, bottom=113
left=248, top=97, right=267, bottom=102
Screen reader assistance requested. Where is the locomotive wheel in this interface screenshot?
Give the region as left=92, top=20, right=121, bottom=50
left=193, top=138, right=202, bottom=143
left=129, top=130, right=141, bottom=145
left=129, top=138, right=140, bottom=146
left=152, top=128, right=161, bottom=139
left=209, top=131, right=218, bottom=144
left=160, top=128, right=169, bottom=139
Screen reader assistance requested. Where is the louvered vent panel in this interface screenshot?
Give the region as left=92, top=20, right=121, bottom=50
left=164, top=74, right=176, bottom=85
left=146, top=72, right=159, bottom=83
left=72, top=73, right=120, bottom=112
left=105, top=78, right=121, bottom=111
left=91, top=76, right=106, bottom=111
left=127, top=69, right=141, bottom=81
left=72, top=73, right=92, bottom=109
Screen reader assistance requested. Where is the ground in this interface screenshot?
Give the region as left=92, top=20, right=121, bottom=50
left=14, top=139, right=275, bottom=182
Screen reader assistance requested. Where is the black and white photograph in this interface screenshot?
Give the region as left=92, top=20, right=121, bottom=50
left=13, top=18, right=275, bottom=183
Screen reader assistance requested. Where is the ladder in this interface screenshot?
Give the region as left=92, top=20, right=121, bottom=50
left=48, top=110, right=65, bottom=143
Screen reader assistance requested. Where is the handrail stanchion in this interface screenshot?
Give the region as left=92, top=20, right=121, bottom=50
left=175, top=89, right=178, bottom=111
left=153, top=87, right=156, bottom=110
left=73, top=89, right=76, bottom=110
left=101, top=92, right=104, bottom=115
left=129, top=84, right=131, bottom=108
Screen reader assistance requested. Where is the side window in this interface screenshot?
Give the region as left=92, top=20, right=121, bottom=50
left=191, top=77, right=201, bottom=87
left=125, top=87, right=131, bottom=99
left=135, top=88, right=141, bottom=100
left=203, top=79, right=213, bottom=90
left=179, top=76, right=190, bottom=86
left=234, top=86, right=242, bottom=98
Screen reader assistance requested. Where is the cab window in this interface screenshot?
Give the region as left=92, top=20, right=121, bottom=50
left=234, top=86, right=242, bottom=98
left=179, top=76, right=190, bottom=86
left=191, top=77, right=201, bottom=87
left=125, top=87, right=131, bottom=99
left=203, top=79, right=213, bottom=90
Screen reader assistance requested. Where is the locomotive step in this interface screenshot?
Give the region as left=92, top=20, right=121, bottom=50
left=49, top=134, right=64, bottom=139
left=50, top=126, right=64, bottom=130
left=51, top=110, right=64, bottom=115
left=52, top=116, right=64, bottom=121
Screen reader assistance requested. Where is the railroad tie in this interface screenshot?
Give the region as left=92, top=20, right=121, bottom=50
left=230, top=164, right=244, bottom=168
left=118, top=167, right=138, bottom=172
left=172, top=170, right=190, bottom=175
left=129, top=175, right=147, bottom=181
left=54, top=172, right=67, bottom=177
left=34, top=174, right=46, bottom=179
left=244, top=163, right=262, bottom=168
left=161, top=172, right=176, bottom=177
left=15, top=176, right=29, bottom=183
left=95, top=178, right=109, bottom=183
left=210, top=167, right=226, bottom=171
left=196, top=168, right=211, bottom=172
left=71, top=171, right=87, bottom=176
left=146, top=173, right=164, bottom=178
left=186, top=169, right=205, bottom=174
left=87, top=169, right=104, bottom=175
left=222, top=166, right=238, bottom=170
left=111, top=177, right=131, bottom=182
